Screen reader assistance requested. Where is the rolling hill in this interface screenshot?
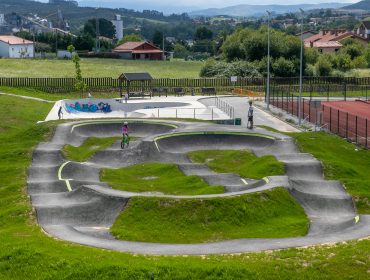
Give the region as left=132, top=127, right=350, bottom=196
left=189, top=3, right=347, bottom=17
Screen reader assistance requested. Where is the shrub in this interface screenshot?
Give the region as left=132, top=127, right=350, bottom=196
left=315, top=56, right=332, bottom=76
left=272, top=57, right=297, bottom=77
left=200, top=59, right=262, bottom=78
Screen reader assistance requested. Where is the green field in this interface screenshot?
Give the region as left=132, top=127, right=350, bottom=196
left=0, top=94, right=369, bottom=279
left=0, top=58, right=204, bottom=78
left=101, top=162, right=224, bottom=195
left=188, top=150, right=285, bottom=179
left=111, top=188, right=309, bottom=243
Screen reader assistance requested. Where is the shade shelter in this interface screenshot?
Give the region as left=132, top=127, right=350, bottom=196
left=118, top=72, right=153, bottom=98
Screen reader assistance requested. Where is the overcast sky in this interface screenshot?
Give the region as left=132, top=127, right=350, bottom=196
left=38, top=0, right=359, bottom=12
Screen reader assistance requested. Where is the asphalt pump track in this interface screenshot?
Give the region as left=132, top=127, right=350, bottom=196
left=28, top=119, right=370, bottom=255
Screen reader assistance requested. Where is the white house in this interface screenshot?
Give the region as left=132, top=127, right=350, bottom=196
left=356, top=21, right=370, bottom=39
left=0, top=35, right=34, bottom=58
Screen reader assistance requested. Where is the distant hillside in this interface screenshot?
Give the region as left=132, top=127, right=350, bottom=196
left=343, top=0, right=370, bottom=10
left=189, top=3, right=346, bottom=17
left=0, top=0, right=190, bottom=32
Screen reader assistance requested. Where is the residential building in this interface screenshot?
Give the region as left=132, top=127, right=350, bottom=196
left=304, top=29, right=368, bottom=53
left=296, top=30, right=318, bottom=40
left=113, top=41, right=164, bottom=60
left=356, top=21, right=370, bottom=39
left=0, top=35, right=34, bottom=58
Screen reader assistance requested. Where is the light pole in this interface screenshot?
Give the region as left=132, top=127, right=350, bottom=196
left=298, top=8, right=304, bottom=126
left=266, top=10, right=271, bottom=110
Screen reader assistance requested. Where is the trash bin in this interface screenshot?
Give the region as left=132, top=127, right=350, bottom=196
left=234, top=118, right=242, bottom=125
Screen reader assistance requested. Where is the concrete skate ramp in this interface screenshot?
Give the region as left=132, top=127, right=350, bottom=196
left=156, top=133, right=275, bottom=153
left=71, top=121, right=177, bottom=138
left=28, top=120, right=370, bottom=255
left=63, top=99, right=190, bottom=113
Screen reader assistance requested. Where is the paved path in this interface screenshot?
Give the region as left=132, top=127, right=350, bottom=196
left=27, top=119, right=370, bottom=255
left=0, top=92, right=55, bottom=103
left=199, top=96, right=300, bottom=132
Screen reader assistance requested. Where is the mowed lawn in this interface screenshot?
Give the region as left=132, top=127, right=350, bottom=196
left=0, top=58, right=204, bottom=78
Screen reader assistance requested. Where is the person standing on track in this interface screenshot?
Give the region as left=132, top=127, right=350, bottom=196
left=58, top=105, right=63, bottom=120
left=247, top=101, right=254, bottom=129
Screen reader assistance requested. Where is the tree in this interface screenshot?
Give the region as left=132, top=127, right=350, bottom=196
left=194, top=27, right=213, bottom=40
left=200, top=59, right=262, bottom=78
left=315, top=56, right=332, bottom=76
left=117, top=34, right=143, bottom=46
left=73, top=34, right=94, bottom=51
left=67, top=45, right=87, bottom=96
left=152, top=30, right=164, bottom=49
left=335, top=53, right=354, bottom=71
left=83, top=18, right=116, bottom=39
left=304, top=47, right=319, bottom=65
left=173, top=43, right=189, bottom=59
left=340, top=44, right=363, bottom=60
left=272, top=57, right=297, bottom=77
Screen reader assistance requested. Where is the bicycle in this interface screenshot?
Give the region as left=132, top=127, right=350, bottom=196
left=121, top=133, right=130, bottom=149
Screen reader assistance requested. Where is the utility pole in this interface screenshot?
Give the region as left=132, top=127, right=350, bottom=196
left=298, top=8, right=304, bottom=126
left=266, top=10, right=271, bottom=110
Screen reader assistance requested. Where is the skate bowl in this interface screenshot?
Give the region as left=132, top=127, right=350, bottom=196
left=28, top=119, right=370, bottom=255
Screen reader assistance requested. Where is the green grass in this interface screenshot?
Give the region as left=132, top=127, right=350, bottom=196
left=63, top=137, right=120, bottom=162
left=0, top=58, right=203, bottom=78
left=188, top=150, right=285, bottom=179
left=0, top=95, right=369, bottom=279
left=111, top=188, right=309, bottom=243
left=101, top=162, right=224, bottom=195
left=291, top=132, right=370, bottom=214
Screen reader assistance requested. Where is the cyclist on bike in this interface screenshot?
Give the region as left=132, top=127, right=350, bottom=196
left=121, top=121, right=129, bottom=148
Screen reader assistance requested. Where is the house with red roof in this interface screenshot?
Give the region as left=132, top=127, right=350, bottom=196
left=303, top=29, right=368, bottom=53
left=0, top=35, right=34, bottom=58
left=113, top=41, right=164, bottom=60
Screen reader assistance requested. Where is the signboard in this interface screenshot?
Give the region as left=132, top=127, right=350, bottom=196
left=230, top=76, right=238, bottom=82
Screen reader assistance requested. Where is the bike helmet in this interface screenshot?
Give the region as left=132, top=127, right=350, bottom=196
left=124, top=121, right=128, bottom=125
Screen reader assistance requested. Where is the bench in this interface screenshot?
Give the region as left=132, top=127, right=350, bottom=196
left=173, top=87, right=185, bottom=96
left=128, top=91, right=151, bottom=99
left=151, top=87, right=168, bottom=97
left=201, top=87, right=216, bottom=96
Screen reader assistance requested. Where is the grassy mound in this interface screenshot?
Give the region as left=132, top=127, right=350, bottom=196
left=292, top=132, right=370, bottom=214
left=62, top=137, right=120, bottom=162
left=188, top=150, right=284, bottom=179
left=111, top=188, right=309, bottom=243
left=101, top=163, right=224, bottom=195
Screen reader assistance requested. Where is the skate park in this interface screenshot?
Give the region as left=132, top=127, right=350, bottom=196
left=28, top=96, right=370, bottom=255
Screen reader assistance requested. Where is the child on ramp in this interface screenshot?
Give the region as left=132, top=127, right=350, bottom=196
left=121, top=121, right=130, bottom=149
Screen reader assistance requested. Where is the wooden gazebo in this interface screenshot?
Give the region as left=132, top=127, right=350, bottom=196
left=118, top=72, right=153, bottom=98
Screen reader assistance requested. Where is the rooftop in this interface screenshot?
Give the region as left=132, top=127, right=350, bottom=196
left=0, top=35, right=33, bottom=45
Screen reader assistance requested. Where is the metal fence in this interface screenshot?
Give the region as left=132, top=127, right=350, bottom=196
left=3, top=76, right=370, bottom=93
left=268, top=86, right=370, bottom=148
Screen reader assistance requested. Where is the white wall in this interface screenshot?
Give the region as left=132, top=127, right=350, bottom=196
left=8, top=44, right=34, bottom=58
left=112, top=19, right=123, bottom=40
left=0, top=41, right=9, bottom=57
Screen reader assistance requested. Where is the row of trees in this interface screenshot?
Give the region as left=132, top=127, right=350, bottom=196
left=201, top=27, right=303, bottom=78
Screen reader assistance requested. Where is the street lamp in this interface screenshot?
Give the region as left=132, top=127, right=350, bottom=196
left=266, top=10, right=271, bottom=110
left=298, top=8, right=304, bottom=126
